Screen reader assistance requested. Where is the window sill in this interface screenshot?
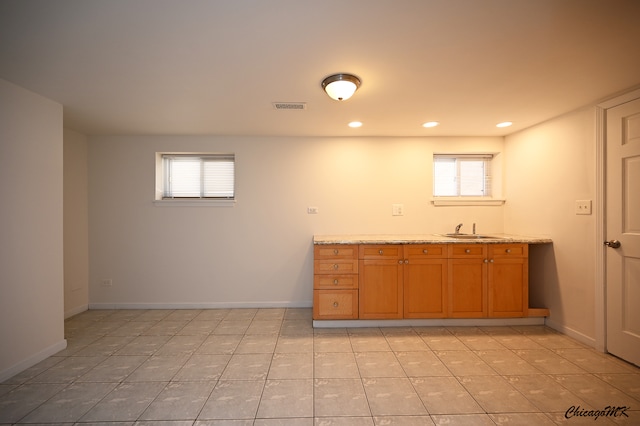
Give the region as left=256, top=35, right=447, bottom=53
left=431, top=198, right=505, bottom=206
left=154, top=199, right=236, bottom=207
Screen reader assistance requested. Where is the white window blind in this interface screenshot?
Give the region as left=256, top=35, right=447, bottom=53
left=163, top=154, right=235, bottom=199
left=433, top=154, right=492, bottom=197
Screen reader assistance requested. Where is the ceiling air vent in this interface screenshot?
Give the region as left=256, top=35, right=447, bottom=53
left=272, top=102, right=307, bottom=110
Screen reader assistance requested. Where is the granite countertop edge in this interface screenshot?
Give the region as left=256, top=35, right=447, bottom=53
left=313, top=234, right=553, bottom=245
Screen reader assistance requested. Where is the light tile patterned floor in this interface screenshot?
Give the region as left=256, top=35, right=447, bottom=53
left=1, top=308, right=639, bottom=425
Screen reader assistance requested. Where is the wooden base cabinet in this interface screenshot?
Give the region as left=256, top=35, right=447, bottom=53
left=448, top=243, right=528, bottom=318
left=313, top=242, right=531, bottom=321
left=313, top=245, right=358, bottom=319
left=359, top=245, right=403, bottom=319
left=403, top=245, right=448, bottom=318
left=488, top=244, right=528, bottom=317
left=448, top=244, right=488, bottom=318
left=359, top=244, right=448, bottom=319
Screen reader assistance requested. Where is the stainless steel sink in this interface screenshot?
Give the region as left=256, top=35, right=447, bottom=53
left=438, top=233, right=500, bottom=239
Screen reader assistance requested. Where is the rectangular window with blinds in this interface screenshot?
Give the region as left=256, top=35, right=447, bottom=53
left=162, top=154, right=235, bottom=199
left=433, top=154, right=492, bottom=197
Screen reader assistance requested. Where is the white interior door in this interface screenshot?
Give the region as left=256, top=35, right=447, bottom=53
left=606, top=96, right=640, bottom=366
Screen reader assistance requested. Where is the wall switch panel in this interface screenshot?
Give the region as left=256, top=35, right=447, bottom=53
left=392, top=204, right=404, bottom=216
left=307, top=206, right=319, bottom=214
left=575, top=200, right=592, bottom=215
left=101, top=279, right=113, bottom=287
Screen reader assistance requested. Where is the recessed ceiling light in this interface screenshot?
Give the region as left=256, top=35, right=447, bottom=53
left=348, top=121, right=363, bottom=128
left=496, top=121, right=513, bottom=128
left=422, top=121, right=439, bottom=128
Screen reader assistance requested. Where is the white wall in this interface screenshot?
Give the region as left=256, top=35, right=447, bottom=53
left=0, top=79, right=66, bottom=381
left=504, top=106, right=597, bottom=345
left=64, top=128, right=89, bottom=318
left=88, top=135, right=505, bottom=308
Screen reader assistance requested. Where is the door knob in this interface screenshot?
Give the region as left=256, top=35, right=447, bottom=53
left=604, top=240, right=621, bottom=249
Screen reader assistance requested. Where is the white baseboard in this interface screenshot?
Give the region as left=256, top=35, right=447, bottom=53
left=88, top=301, right=314, bottom=310
left=0, top=339, right=67, bottom=383
left=65, top=304, right=88, bottom=319
left=314, top=317, right=546, bottom=328
left=545, top=318, right=597, bottom=349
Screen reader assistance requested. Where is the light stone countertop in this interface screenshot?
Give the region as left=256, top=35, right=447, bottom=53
left=313, top=234, right=553, bottom=245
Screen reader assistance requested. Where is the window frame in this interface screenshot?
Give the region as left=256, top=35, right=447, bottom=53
left=154, top=152, right=236, bottom=207
left=432, top=153, right=504, bottom=206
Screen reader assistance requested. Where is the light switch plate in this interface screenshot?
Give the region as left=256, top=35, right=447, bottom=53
left=307, top=206, right=319, bottom=214
left=575, top=200, right=592, bottom=215
left=392, top=204, right=404, bottom=216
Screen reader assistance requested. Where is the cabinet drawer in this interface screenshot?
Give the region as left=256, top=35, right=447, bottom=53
left=449, top=244, right=487, bottom=258
left=314, top=259, right=358, bottom=274
left=314, top=274, right=358, bottom=289
left=313, top=290, right=358, bottom=319
left=359, top=244, right=402, bottom=259
left=314, top=244, right=358, bottom=259
left=489, top=244, right=528, bottom=258
left=404, top=244, right=447, bottom=259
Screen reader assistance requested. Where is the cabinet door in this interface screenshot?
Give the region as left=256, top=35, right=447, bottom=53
left=488, top=257, right=527, bottom=317
left=404, top=258, right=447, bottom=318
left=359, top=259, right=403, bottom=319
left=448, top=258, right=487, bottom=317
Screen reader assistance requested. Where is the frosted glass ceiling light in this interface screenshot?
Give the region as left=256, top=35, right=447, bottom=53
left=322, top=73, right=361, bottom=101
left=496, top=121, right=513, bottom=128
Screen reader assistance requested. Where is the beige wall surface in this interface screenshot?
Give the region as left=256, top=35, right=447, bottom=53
left=504, top=107, right=597, bottom=344
left=0, top=79, right=66, bottom=381
left=64, top=128, right=89, bottom=318
left=88, top=135, right=505, bottom=308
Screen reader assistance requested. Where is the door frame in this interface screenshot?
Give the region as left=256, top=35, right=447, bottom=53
left=595, top=87, right=640, bottom=353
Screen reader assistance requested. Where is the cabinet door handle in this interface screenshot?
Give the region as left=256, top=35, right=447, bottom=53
left=465, top=249, right=471, bottom=253
left=404, top=259, right=409, bottom=264
left=490, top=259, right=494, bottom=263
left=484, top=259, right=488, bottom=263
left=506, top=249, right=511, bottom=253
left=333, top=302, right=339, bottom=307
left=379, top=249, right=384, bottom=255
left=398, top=260, right=403, bottom=265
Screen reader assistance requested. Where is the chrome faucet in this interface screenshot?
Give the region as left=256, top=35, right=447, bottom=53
left=455, top=223, right=463, bottom=234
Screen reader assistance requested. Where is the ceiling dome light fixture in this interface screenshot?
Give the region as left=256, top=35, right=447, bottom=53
left=422, top=121, right=439, bottom=128
left=348, top=121, right=363, bottom=128
left=322, top=73, right=361, bottom=101
left=496, top=121, right=513, bottom=128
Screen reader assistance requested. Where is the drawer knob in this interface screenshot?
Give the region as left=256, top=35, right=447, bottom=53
left=490, top=259, right=494, bottom=263
left=333, top=302, right=339, bottom=307
left=333, top=264, right=339, bottom=270
left=398, top=260, right=403, bottom=264
left=379, top=249, right=384, bottom=255
left=506, top=249, right=511, bottom=253
left=484, top=259, right=488, bottom=263
left=404, top=259, right=409, bottom=264
left=333, top=249, right=339, bottom=255
left=465, top=249, right=471, bottom=253
left=333, top=279, right=339, bottom=285
left=423, top=249, right=428, bottom=254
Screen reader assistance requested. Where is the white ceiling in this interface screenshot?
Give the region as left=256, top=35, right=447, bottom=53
left=1, top=0, right=639, bottom=137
